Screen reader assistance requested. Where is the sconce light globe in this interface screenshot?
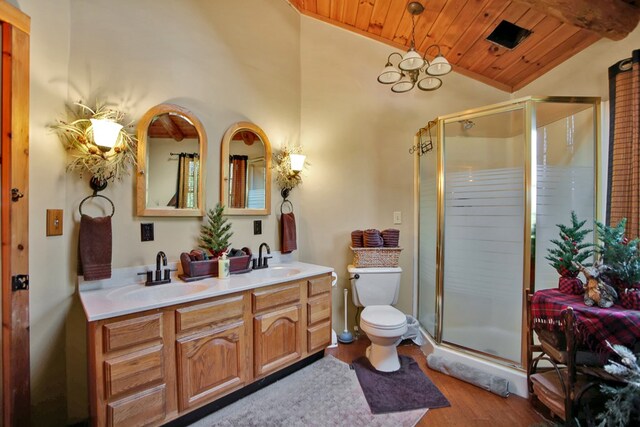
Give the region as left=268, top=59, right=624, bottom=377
left=90, top=118, right=123, bottom=150
left=289, top=154, right=306, bottom=172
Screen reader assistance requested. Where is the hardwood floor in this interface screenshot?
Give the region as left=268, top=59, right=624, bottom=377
left=326, top=337, right=549, bottom=427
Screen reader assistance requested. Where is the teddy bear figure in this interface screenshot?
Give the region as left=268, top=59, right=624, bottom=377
left=572, top=261, right=617, bottom=308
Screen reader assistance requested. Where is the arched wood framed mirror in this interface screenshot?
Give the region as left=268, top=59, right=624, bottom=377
left=136, top=104, right=207, bottom=216
left=220, top=122, right=272, bottom=215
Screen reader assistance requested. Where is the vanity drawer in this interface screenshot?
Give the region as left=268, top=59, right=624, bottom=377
left=307, top=296, right=331, bottom=326
left=103, top=313, right=163, bottom=353
left=107, top=384, right=166, bottom=427
left=307, top=321, right=331, bottom=353
left=104, top=346, right=164, bottom=399
left=252, top=283, right=300, bottom=313
left=176, top=295, right=244, bottom=334
left=308, top=275, right=331, bottom=297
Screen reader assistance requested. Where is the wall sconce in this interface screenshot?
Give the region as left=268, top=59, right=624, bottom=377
left=90, top=118, right=123, bottom=151
left=274, top=146, right=307, bottom=199
left=52, top=102, right=137, bottom=191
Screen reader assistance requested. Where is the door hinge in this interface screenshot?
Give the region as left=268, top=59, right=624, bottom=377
left=12, top=275, right=29, bottom=291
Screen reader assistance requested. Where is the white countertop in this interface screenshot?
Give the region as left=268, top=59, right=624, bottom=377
left=79, top=261, right=334, bottom=321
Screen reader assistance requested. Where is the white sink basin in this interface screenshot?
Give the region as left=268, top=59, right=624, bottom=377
left=106, top=283, right=209, bottom=302
left=260, top=266, right=301, bottom=278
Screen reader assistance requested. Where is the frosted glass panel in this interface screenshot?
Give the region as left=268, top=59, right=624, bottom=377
left=418, top=138, right=438, bottom=337
left=534, top=104, right=595, bottom=290
left=441, top=110, right=525, bottom=364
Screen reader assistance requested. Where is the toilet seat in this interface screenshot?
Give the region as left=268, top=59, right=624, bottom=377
left=360, top=305, right=407, bottom=338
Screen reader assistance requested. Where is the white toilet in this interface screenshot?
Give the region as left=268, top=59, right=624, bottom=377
left=348, top=265, right=407, bottom=372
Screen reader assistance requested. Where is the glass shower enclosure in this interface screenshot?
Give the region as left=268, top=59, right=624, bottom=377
left=417, top=96, right=600, bottom=368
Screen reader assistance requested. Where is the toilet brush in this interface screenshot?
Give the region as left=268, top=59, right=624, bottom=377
left=337, top=288, right=354, bottom=344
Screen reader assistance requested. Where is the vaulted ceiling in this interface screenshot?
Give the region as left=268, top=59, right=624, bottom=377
left=288, top=0, right=640, bottom=92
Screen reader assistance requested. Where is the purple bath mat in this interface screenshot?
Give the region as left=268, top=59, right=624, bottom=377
left=352, top=354, right=450, bottom=414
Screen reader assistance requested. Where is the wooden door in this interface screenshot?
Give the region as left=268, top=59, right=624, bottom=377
left=176, top=323, right=246, bottom=411
left=0, top=3, right=30, bottom=426
left=253, top=305, right=301, bottom=378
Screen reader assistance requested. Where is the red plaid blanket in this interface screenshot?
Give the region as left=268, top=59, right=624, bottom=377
left=532, top=288, right=640, bottom=356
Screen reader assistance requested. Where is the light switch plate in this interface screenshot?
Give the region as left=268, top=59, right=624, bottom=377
left=393, top=211, right=402, bottom=225
left=46, top=209, right=63, bottom=236
left=253, top=220, right=262, bottom=235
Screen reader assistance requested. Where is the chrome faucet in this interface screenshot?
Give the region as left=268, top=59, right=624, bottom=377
left=252, top=243, right=272, bottom=270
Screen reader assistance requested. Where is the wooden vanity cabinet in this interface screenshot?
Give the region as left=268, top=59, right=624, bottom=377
left=306, top=275, right=332, bottom=353
left=175, top=294, right=250, bottom=411
left=252, top=282, right=303, bottom=377
left=87, top=272, right=332, bottom=427
left=87, top=311, right=177, bottom=427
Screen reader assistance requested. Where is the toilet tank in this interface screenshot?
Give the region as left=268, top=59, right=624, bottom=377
left=347, top=265, right=402, bottom=307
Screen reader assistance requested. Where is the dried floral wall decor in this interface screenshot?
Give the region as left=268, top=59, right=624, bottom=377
left=52, top=102, right=137, bottom=183
left=273, top=144, right=306, bottom=192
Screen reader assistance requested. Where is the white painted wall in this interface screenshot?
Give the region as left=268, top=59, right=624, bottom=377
left=297, top=16, right=508, bottom=334
left=22, top=0, right=300, bottom=424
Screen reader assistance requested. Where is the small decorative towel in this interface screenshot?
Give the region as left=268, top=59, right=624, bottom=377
left=281, top=212, right=297, bottom=253
left=79, top=214, right=112, bottom=280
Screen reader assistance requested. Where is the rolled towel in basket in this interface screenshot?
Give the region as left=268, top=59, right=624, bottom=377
left=351, top=230, right=364, bottom=248
left=382, top=229, right=400, bottom=247
left=363, top=229, right=383, bottom=247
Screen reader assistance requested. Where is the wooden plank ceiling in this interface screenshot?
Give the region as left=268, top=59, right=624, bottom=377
left=288, top=0, right=640, bottom=92
left=148, top=114, right=198, bottom=140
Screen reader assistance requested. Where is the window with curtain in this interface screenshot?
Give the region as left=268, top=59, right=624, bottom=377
left=229, top=155, right=248, bottom=208
left=175, top=153, right=199, bottom=209
left=607, top=49, right=640, bottom=236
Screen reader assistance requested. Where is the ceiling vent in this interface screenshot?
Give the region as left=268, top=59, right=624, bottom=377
left=486, top=20, right=532, bottom=50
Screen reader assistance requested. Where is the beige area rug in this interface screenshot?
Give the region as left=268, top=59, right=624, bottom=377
left=189, top=355, right=426, bottom=426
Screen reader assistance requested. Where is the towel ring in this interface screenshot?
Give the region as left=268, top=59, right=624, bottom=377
left=280, top=199, right=293, bottom=214
left=79, top=194, right=115, bottom=217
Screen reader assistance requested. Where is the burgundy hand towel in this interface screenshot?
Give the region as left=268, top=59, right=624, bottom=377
left=281, top=212, right=297, bottom=254
left=79, top=214, right=112, bottom=280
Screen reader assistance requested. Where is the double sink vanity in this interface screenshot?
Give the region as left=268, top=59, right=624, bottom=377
left=77, top=103, right=327, bottom=426
left=80, top=261, right=334, bottom=427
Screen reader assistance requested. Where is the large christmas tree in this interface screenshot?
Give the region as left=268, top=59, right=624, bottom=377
left=545, top=211, right=593, bottom=276
left=199, top=203, right=233, bottom=258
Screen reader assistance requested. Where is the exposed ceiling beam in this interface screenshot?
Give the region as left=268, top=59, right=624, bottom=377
left=157, top=114, right=184, bottom=141
left=514, top=0, right=640, bottom=40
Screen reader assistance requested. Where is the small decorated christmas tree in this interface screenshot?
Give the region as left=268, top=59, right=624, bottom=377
left=596, top=218, right=640, bottom=287
left=545, top=211, right=593, bottom=277
left=199, top=203, right=233, bottom=258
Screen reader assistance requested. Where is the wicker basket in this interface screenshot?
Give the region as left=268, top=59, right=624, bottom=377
left=351, top=247, right=402, bottom=268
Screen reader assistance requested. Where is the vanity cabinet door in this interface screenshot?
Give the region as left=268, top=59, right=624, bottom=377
left=176, top=322, right=246, bottom=411
left=254, top=304, right=302, bottom=378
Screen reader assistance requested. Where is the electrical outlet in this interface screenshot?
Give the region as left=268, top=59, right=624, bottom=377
left=141, top=223, right=154, bottom=241
left=253, top=220, right=262, bottom=235
left=393, top=211, right=402, bottom=224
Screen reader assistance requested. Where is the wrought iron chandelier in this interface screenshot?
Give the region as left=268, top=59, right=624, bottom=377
left=377, top=2, right=452, bottom=93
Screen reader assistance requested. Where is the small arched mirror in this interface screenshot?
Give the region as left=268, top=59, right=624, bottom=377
left=220, top=122, right=271, bottom=215
left=137, top=104, right=207, bottom=216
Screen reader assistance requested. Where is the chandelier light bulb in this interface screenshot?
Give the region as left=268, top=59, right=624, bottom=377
left=377, top=64, right=402, bottom=84
left=426, top=54, right=452, bottom=76
left=399, top=49, right=425, bottom=71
